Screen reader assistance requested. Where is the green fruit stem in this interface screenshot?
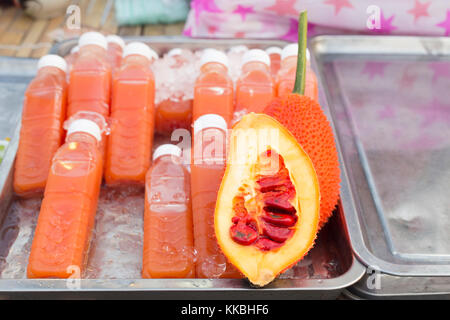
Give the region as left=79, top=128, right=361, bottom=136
left=292, top=11, right=307, bottom=96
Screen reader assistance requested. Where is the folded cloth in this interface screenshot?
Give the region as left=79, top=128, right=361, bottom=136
left=115, top=0, right=190, bottom=26
left=184, top=0, right=450, bottom=40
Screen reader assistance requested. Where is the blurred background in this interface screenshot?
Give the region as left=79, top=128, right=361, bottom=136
left=1, top=0, right=450, bottom=59
left=0, top=0, right=189, bottom=58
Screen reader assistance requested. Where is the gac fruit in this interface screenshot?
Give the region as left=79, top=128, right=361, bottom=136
left=214, top=113, right=320, bottom=286
left=264, top=11, right=340, bottom=228
left=265, top=94, right=340, bottom=228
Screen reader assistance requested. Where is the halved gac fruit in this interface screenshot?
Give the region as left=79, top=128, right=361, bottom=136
left=215, top=113, right=320, bottom=287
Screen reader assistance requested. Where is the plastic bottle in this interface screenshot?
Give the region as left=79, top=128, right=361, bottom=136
left=65, top=45, right=79, bottom=77
left=14, top=55, right=68, bottom=197
left=105, top=42, right=157, bottom=185
left=27, top=113, right=106, bottom=278
left=106, top=35, right=125, bottom=73
left=227, top=45, right=248, bottom=83
left=155, top=48, right=193, bottom=135
left=235, top=49, right=275, bottom=113
left=167, top=47, right=189, bottom=67
left=193, top=49, right=234, bottom=126
left=265, top=46, right=282, bottom=79
left=276, top=44, right=318, bottom=101
left=228, top=45, right=248, bottom=55
left=68, top=32, right=111, bottom=119
left=190, top=114, right=241, bottom=278
left=142, top=144, right=195, bottom=278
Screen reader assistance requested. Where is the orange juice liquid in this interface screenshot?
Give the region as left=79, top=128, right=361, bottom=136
left=142, top=153, right=194, bottom=278
left=68, top=44, right=111, bottom=118
left=14, top=66, right=67, bottom=197
left=193, top=63, right=234, bottom=125
left=155, top=98, right=192, bottom=135
left=65, top=49, right=78, bottom=77
left=268, top=53, right=281, bottom=79
left=155, top=50, right=192, bottom=135
left=191, top=126, right=241, bottom=278
left=236, top=61, right=275, bottom=113
left=105, top=54, right=155, bottom=185
left=107, top=42, right=123, bottom=73
left=276, top=56, right=318, bottom=101
left=27, top=131, right=103, bottom=278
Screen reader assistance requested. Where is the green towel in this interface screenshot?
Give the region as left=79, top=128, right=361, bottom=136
left=115, top=0, right=190, bottom=26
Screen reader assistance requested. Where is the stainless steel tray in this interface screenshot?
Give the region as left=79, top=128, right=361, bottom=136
left=0, top=57, right=36, bottom=227
left=348, top=273, right=450, bottom=299
left=310, top=35, right=450, bottom=291
left=0, top=38, right=365, bottom=299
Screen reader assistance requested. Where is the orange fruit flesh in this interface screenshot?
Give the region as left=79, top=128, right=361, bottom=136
left=229, top=150, right=297, bottom=251
left=215, top=113, right=320, bottom=286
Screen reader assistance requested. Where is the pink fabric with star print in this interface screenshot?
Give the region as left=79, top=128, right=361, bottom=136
left=334, top=59, right=450, bottom=152
left=184, top=0, right=450, bottom=40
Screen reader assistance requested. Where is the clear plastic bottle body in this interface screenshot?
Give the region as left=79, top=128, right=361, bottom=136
left=105, top=54, right=155, bottom=185
left=14, top=66, right=67, bottom=197
left=193, top=63, right=234, bottom=125
left=236, top=61, right=275, bottom=113
left=68, top=44, right=111, bottom=118
left=190, top=127, right=242, bottom=278
left=155, top=49, right=193, bottom=135
left=143, top=154, right=195, bottom=278
left=27, top=131, right=103, bottom=278
left=268, top=53, right=281, bottom=78
left=64, top=51, right=78, bottom=78
left=107, top=42, right=123, bottom=73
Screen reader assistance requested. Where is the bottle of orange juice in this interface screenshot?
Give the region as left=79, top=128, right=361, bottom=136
left=105, top=42, right=157, bottom=186
left=265, top=46, right=282, bottom=79
left=65, top=46, right=79, bottom=76
left=68, top=32, right=111, bottom=119
left=276, top=44, right=318, bottom=101
left=167, top=47, right=189, bottom=67
left=191, top=114, right=241, bottom=278
left=155, top=48, right=193, bottom=135
left=193, top=49, right=234, bottom=126
left=106, top=35, right=125, bottom=73
left=235, top=49, right=275, bottom=114
left=27, top=112, right=106, bottom=278
left=142, top=144, right=195, bottom=278
left=14, top=55, right=68, bottom=197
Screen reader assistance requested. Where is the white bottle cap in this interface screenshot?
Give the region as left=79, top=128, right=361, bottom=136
left=37, top=54, right=67, bottom=73
left=193, top=114, right=227, bottom=135
left=228, top=45, right=248, bottom=54
left=70, top=45, right=79, bottom=54
left=281, top=43, right=298, bottom=61
left=265, top=46, right=282, bottom=56
left=241, top=49, right=271, bottom=67
left=153, top=144, right=182, bottom=161
left=78, top=32, right=107, bottom=50
left=281, top=43, right=310, bottom=61
left=67, top=119, right=102, bottom=142
left=167, top=48, right=182, bottom=57
left=123, top=42, right=158, bottom=61
left=106, top=35, right=125, bottom=49
left=200, top=48, right=229, bottom=69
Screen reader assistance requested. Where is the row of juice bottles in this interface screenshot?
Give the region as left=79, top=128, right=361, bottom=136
left=12, top=32, right=318, bottom=279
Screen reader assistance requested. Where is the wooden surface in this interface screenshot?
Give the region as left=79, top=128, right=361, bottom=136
left=0, top=0, right=185, bottom=58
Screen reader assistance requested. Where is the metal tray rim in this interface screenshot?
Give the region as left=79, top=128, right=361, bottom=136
left=310, top=35, right=450, bottom=277
left=0, top=257, right=365, bottom=292
left=0, top=37, right=366, bottom=296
